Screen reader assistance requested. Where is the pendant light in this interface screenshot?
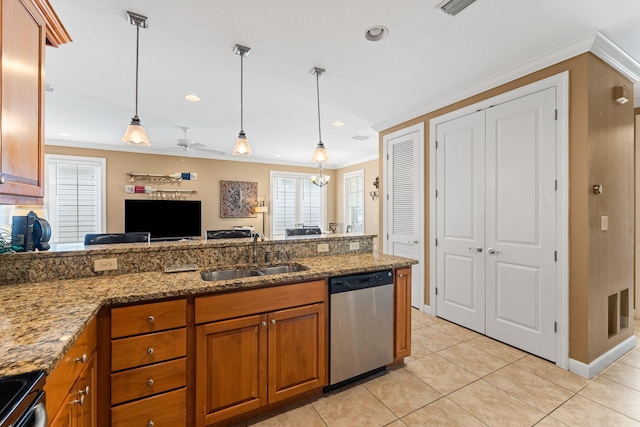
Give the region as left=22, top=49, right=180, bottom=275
left=310, top=67, right=330, bottom=187
left=233, top=44, right=252, bottom=156
left=122, top=11, right=150, bottom=146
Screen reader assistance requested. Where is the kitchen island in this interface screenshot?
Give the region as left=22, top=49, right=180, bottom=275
left=0, top=234, right=415, bottom=426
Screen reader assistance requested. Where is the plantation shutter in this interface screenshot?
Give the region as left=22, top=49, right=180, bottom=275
left=271, top=171, right=326, bottom=236
left=45, top=155, right=105, bottom=243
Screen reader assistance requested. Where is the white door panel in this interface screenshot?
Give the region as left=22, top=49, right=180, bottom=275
left=386, top=129, right=423, bottom=308
left=436, top=111, right=485, bottom=333
left=485, top=87, right=557, bottom=361
left=436, top=87, right=557, bottom=361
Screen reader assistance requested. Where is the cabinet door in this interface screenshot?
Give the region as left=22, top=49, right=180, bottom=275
left=0, top=0, right=46, bottom=203
left=49, top=390, right=74, bottom=427
left=268, top=303, right=326, bottom=403
left=196, top=314, right=267, bottom=427
left=76, top=353, right=96, bottom=427
left=394, top=268, right=412, bottom=359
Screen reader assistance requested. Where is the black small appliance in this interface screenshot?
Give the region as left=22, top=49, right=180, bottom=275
left=11, top=211, right=51, bottom=252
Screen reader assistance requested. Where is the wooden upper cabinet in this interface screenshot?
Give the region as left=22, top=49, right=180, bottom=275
left=0, top=0, right=70, bottom=204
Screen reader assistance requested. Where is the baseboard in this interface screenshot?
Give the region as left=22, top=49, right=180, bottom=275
left=422, top=304, right=435, bottom=316
left=568, top=335, right=637, bottom=379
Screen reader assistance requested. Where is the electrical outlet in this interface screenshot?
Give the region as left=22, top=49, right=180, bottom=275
left=94, top=258, right=118, bottom=272
left=317, top=243, right=329, bottom=253
left=601, top=215, right=608, bottom=231
left=349, top=241, right=360, bottom=251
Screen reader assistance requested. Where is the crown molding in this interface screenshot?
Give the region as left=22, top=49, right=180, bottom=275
left=590, top=32, right=640, bottom=83
left=374, top=31, right=640, bottom=132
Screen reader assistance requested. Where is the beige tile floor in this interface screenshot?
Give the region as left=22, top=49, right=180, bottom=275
left=245, top=309, right=640, bottom=427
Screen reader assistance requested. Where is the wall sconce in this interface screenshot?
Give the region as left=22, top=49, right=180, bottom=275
left=369, top=176, right=380, bottom=200
left=613, top=86, right=629, bottom=105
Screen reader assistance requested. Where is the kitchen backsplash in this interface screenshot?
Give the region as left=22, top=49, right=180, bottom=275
left=0, top=234, right=374, bottom=286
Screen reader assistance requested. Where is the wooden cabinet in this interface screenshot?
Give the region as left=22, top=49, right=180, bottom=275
left=0, top=0, right=70, bottom=204
left=108, top=298, right=187, bottom=426
left=195, top=281, right=326, bottom=426
left=45, top=317, right=97, bottom=427
left=49, top=352, right=97, bottom=427
left=394, top=268, right=412, bottom=359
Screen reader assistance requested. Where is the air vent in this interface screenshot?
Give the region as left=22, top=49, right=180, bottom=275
left=352, top=135, right=371, bottom=141
left=436, top=0, right=476, bottom=16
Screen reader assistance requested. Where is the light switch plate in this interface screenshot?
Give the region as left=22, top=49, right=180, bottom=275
left=94, top=258, right=118, bottom=272
left=317, top=243, right=329, bottom=253
left=601, top=216, right=608, bottom=231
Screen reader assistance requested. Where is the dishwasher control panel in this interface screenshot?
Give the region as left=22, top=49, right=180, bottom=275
left=329, top=269, right=393, bottom=294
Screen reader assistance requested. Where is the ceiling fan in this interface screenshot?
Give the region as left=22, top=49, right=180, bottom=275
left=171, top=127, right=225, bottom=156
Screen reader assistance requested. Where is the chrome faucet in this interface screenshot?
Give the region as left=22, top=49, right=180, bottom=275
left=252, top=232, right=264, bottom=264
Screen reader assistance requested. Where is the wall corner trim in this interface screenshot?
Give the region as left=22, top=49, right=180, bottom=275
left=568, top=336, right=638, bottom=379
left=590, top=32, right=640, bottom=83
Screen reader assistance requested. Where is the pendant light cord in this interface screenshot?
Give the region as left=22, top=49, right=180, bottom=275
left=134, top=22, right=140, bottom=118
left=316, top=73, right=322, bottom=144
left=240, top=54, right=244, bottom=132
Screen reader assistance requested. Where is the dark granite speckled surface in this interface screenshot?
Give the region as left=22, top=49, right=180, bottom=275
left=0, top=250, right=415, bottom=378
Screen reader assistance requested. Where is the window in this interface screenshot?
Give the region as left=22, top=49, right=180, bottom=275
left=344, top=170, right=364, bottom=233
left=45, top=154, right=106, bottom=243
left=270, top=171, right=326, bottom=236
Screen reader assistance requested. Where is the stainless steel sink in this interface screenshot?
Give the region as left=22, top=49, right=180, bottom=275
left=201, top=263, right=308, bottom=281
left=201, top=268, right=262, bottom=281
left=255, top=264, right=308, bottom=275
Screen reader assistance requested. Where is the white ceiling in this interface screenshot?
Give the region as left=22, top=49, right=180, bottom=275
left=45, top=0, right=640, bottom=168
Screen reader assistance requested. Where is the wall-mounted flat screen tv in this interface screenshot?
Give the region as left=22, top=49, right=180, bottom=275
left=124, top=199, right=202, bottom=240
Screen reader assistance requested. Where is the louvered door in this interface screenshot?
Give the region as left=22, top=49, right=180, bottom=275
left=386, top=129, right=422, bottom=308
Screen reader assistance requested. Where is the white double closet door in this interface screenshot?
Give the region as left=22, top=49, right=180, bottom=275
left=435, top=88, right=557, bottom=361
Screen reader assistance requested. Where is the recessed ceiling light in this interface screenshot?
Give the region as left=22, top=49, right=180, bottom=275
left=332, top=121, right=344, bottom=127
left=365, top=26, right=388, bottom=42
left=59, top=132, right=73, bottom=137
left=185, top=94, right=200, bottom=102
left=275, top=154, right=281, bottom=158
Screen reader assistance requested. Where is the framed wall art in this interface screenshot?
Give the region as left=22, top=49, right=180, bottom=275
left=220, top=180, right=257, bottom=218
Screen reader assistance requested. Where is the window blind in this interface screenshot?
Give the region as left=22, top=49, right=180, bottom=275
left=271, top=171, right=326, bottom=236
left=45, top=155, right=106, bottom=243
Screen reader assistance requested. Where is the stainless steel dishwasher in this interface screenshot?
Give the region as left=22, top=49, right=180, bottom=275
left=328, top=269, right=394, bottom=388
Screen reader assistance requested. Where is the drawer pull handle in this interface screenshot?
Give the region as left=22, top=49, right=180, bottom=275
left=74, top=354, right=87, bottom=363
left=0, top=176, right=4, bottom=184
left=147, top=315, right=155, bottom=323
left=261, top=321, right=266, bottom=327
left=270, top=319, right=276, bottom=325
left=147, top=379, right=154, bottom=387
left=78, top=386, right=90, bottom=396
left=147, top=421, right=154, bottom=427
left=147, top=348, right=154, bottom=355
left=72, top=396, right=85, bottom=406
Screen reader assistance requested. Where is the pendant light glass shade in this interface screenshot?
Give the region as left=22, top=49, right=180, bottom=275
left=312, top=141, right=329, bottom=163
left=122, top=116, right=150, bottom=146
left=123, top=12, right=150, bottom=146
left=233, top=131, right=252, bottom=156
left=233, top=44, right=252, bottom=156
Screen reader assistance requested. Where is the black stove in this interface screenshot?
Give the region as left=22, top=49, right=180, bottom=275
left=0, top=371, right=46, bottom=427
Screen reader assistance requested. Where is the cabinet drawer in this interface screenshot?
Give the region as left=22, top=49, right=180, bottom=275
left=196, top=280, right=326, bottom=323
left=44, top=317, right=97, bottom=417
left=111, top=358, right=187, bottom=405
left=112, top=299, right=186, bottom=338
left=111, top=387, right=186, bottom=427
left=111, top=328, right=186, bottom=372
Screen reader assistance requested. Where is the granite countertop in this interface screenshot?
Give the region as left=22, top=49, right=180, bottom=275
left=0, top=252, right=415, bottom=378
